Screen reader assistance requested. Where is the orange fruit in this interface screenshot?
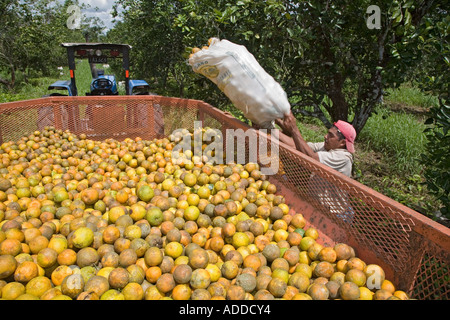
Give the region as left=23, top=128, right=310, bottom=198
left=339, top=281, right=360, bottom=300
left=288, top=272, right=310, bottom=293
left=36, top=247, right=58, bottom=268
left=358, top=286, right=374, bottom=300
left=137, top=185, right=155, bottom=202
left=164, top=241, right=183, bottom=259
left=146, top=207, right=163, bottom=226
left=184, top=206, right=200, bottom=221
left=267, top=277, right=287, bottom=298
left=144, top=285, right=164, bottom=300
left=144, top=247, right=163, bottom=267
left=108, top=206, right=126, bottom=224
left=25, top=276, right=52, bottom=298
left=145, top=266, right=162, bottom=284
left=76, top=247, right=100, bottom=268
left=189, top=248, right=209, bottom=269
left=57, top=248, right=77, bottom=265
left=307, top=283, right=329, bottom=300
left=108, top=267, right=129, bottom=289
left=347, top=257, right=366, bottom=271
left=1, top=281, right=26, bottom=300
left=243, top=254, right=262, bottom=272
left=345, top=268, right=367, bottom=287
left=236, top=273, right=257, bottom=293
left=0, top=238, right=22, bottom=256
left=226, top=284, right=246, bottom=300
left=190, top=268, right=211, bottom=290
left=393, top=290, right=409, bottom=300
left=334, top=243, right=354, bottom=260
left=171, top=283, right=192, bottom=300
left=0, top=254, right=17, bottom=279
left=129, top=203, right=147, bottom=222
left=119, top=248, right=138, bottom=268
left=40, top=287, right=63, bottom=300
left=71, top=227, right=94, bottom=249
left=102, top=225, right=120, bottom=244
left=380, top=279, right=396, bottom=294
left=156, top=273, right=176, bottom=294
left=304, top=227, right=319, bottom=239
left=173, top=264, right=193, bottom=284
left=14, top=261, right=39, bottom=283
left=313, top=261, right=335, bottom=279
left=47, top=236, right=68, bottom=254
left=61, top=273, right=85, bottom=299
left=84, top=275, right=110, bottom=297
left=299, top=237, right=315, bottom=251
left=373, top=289, right=393, bottom=300
left=318, top=247, right=337, bottom=263
left=221, top=260, right=239, bottom=280
left=51, top=265, right=73, bottom=286
left=307, top=242, right=324, bottom=261
left=122, top=282, right=144, bottom=300
left=101, top=289, right=125, bottom=300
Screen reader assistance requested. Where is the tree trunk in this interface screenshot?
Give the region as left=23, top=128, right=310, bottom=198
left=0, top=63, right=15, bottom=90
left=327, top=73, right=349, bottom=122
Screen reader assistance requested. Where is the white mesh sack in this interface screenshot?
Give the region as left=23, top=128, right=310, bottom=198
left=188, top=38, right=291, bottom=129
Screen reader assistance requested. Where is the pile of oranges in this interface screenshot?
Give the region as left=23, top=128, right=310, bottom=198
left=0, top=127, right=410, bottom=300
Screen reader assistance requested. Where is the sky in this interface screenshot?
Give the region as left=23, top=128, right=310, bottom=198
left=72, top=0, right=121, bottom=30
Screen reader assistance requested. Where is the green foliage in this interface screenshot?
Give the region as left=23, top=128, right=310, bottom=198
left=422, top=102, right=450, bottom=219
left=414, top=7, right=450, bottom=219
left=110, top=0, right=443, bottom=137
left=358, top=107, right=426, bottom=174
left=0, top=0, right=105, bottom=92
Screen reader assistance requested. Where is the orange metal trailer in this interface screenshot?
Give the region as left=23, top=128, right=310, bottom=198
left=0, top=95, right=448, bottom=299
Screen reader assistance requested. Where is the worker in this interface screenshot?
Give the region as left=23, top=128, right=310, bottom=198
left=275, top=111, right=356, bottom=177
left=276, top=111, right=357, bottom=223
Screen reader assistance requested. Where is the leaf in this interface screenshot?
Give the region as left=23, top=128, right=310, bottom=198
left=286, top=27, right=294, bottom=37
left=404, top=10, right=412, bottom=26
left=391, top=7, right=402, bottom=20
left=394, top=13, right=403, bottom=25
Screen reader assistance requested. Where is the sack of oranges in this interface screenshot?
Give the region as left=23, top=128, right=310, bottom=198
left=188, top=38, right=291, bottom=129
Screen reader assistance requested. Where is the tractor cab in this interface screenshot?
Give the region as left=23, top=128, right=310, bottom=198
left=46, top=43, right=150, bottom=96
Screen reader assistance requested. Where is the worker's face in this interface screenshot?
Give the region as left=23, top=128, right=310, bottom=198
left=324, top=127, right=346, bottom=151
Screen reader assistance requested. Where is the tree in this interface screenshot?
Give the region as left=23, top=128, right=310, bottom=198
left=111, top=0, right=441, bottom=136
left=0, top=0, right=105, bottom=91
left=415, top=8, right=449, bottom=219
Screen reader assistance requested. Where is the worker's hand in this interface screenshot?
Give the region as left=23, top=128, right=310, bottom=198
left=275, top=118, right=288, bottom=134
left=276, top=112, right=297, bottom=136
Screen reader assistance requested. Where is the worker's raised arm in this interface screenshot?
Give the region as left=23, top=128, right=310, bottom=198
left=276, top=112, right=320, bottom=162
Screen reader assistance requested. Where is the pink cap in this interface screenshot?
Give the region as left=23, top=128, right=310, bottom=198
left=334, top=120, right=356, bottom=153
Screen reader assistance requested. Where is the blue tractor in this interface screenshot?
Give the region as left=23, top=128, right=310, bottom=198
left=40, top=43, right=164, bottom=134
left=46, top=43, right=151, bottom=96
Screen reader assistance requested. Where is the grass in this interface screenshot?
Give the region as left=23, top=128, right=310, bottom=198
left=353, top=86, right=443, bottom=218
left=357, top=106, right=427, bottom=175
left=384, top=84, right=439, bottom=110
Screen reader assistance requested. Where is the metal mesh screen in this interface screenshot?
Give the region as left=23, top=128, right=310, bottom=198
left=1, top=95, right=449, bottom=299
